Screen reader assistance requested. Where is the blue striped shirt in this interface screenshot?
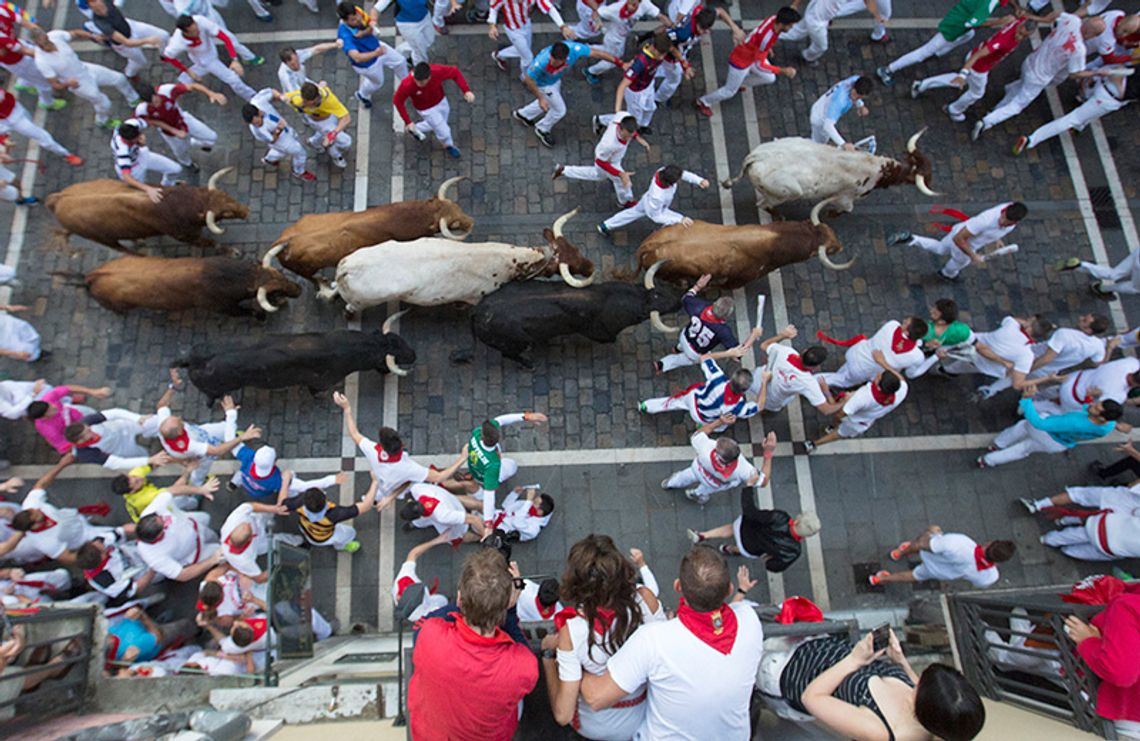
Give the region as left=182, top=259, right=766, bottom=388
left=692, top=358, right=759, bottom=423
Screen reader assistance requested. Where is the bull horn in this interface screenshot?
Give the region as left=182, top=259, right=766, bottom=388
left=810, top=196, right=841, bottom=226
left=439, top=217, right=471, bottom=241
left=261, top=242, right=286, bottom=268
left=205, top=210, right=224, bottom=235
left=643, top=259, right=668, bottom=290
left=914, top=174, right=939, bottom=197
left=552, top=207, right=580, bottom=239
left=207, top=166, right=234, bottom=191
left=382, top=309, right=408, bottom=335
left=906, top=127, right=927, bottom=154
left=385, top=354, right=410, bottom=376
left=818, top=244, right=855, bottom=271
left=437, top=175, right=465, bottom=201
left=256, top=287, right=278, bottom=313
left=649, top=311, right=679, bottom=334
left=559, top=262, right=594, bottom=288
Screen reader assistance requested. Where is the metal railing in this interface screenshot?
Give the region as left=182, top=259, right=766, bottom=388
left=945, top=586, right=1116, bottom=739
left=0, top=605, right=97, bottom=734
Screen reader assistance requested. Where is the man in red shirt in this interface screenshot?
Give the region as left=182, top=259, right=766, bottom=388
left=393, top=61, right=474, bottom=159
left=133, top=79, right=225, bottom=169
left=695, top=7, right=800, bottom=118
left=1066, top=591, right=1140, bottom=739
left=409, top=548, right=536, bottom=741
left=911, top=18, right=1037, bottom=122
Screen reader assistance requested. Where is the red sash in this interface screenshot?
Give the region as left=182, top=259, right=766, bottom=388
left=78, top=502, right=111, bottom=518
left=1097, top=515, right=1116, bottom=557
left=816, top=330, right=866, bottom=347
left=786, top=354, right=808, bottom=371
left=677, top=599, right=738, bottom=654
left=869, top=382, right=895, bottom=407
left=890, top=326, right=916, bottom=354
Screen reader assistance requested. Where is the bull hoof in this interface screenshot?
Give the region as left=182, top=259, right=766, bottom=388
left=450, top=349, right=474, bottom=364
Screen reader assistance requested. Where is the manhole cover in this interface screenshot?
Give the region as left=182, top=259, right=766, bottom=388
left=1089, top=186, right=1121, bottom=230
left=334, top=652, right=398, bottom=664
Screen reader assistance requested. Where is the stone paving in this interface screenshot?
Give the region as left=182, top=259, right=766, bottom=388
left=0, top=0, right=1138, bottom=630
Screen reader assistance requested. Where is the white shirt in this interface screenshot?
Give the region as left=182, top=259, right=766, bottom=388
left=516, top=579, right=562, bottom=621
left=408, top=482, right=467, bottom=540
left=1087, top=512, right=1140, bottom=558
left=155, top=406, right=234, bottom=460
left=607, top=602, right=764, bottom=740
left=219, top=503, right=267, bottom=577
left=0, top=380, right=48, bottom=420
left=972, top=316, right=1036, bottom=378
left=247, top=88, right=297, bottom=146
left=494, top=490, right=550, bottom=542
left=598, top=0, right=661, bottom=42
left=761, top=343, right=826, bottom=410
left=841, top=379, right=908, bottom=429
left=803, top=0, right=848, bottom=22
left=690, top=432, right=759, bottom=489
left=1023, top=13, right=1086, bottom=86
left=0, top=505, right=49, bottom=564
left=919, top=532, right=998, bottom=588
left=595, top=111, right=635, bottom=170
left=20, top=489, right=92, bottom=559
left=164, top=15, right=225, bottom=66
left=359, top=438, right=429, bottom=498
left=948, top=202, right=1018, bottom=252
left=843, top=320, right=925, bottom=378
left=640, top=168, right=704, bottom=226
left=277, top=46, right=315, bottom=93
left=34, top=30, right=89, bottom=84
left=1070, top=357, right=1140, bottom=405
left=391, top=560, right=449, bottom=622
left=201, top=570, right=246, bottom=617
left=1033, top=328, right=1106, bottom=376
left=1090, top=10, right=1125, bottom=57
left=136, top=491, right=208, bottom=579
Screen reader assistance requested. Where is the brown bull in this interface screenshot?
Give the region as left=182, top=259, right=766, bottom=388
left=635, top=202, right=851, bottom=290
left=262, top=176, right=475, bottom=290
left=45, top=168, right=249, bottom=253
left=77, top=255, right=301, bottom=316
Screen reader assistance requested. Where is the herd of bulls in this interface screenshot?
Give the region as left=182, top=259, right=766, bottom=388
left=40, top=134, right=939, bottom=397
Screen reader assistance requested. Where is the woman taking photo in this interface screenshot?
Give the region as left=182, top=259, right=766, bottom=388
left=539, top=534, right=665, bottom=740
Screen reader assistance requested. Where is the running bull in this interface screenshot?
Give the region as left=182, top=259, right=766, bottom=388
left=635, top=200, right=852, bottom=289
left=469, top=261, right=683, bottom=368
left=45, top=168, right=249, bottom=253
left=260, top=176, right=475, bottom=294
left=71, top=255, right=301, bottom=316
left=722, top=130, right=938, bottom=214
left=174, top=314, right=416, bottom=404
left=327, top=209, right=596, bottom=314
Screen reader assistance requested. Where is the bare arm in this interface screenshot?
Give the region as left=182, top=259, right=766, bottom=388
left=205, top=424, right=260, bottom=458
left=333, top=391, right=363, bottom=445
left=541, top=627, right=580, bottom=725
left=355, top=476, right=379, bottom=515
left=425, top=450, right=466, bottom=484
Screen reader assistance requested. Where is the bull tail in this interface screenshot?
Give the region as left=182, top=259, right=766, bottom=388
left=721, top=157, right=751, bottom=190
left=49, top=270, right=87, bottom=287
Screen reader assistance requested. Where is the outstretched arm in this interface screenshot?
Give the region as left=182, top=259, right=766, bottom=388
left=333, top=391, right=364, bottom=445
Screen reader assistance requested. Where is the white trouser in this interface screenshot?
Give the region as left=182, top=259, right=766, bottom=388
left=0, top=164, right=18, bottom=201
left=983, top=419, right=1067, bottom=466
left=562, top=162, right=634, bottom=204
left=653, top=60, right=683, bottom=103
left=0, top=103, right=70, bottom=156
left=71, top=75, right=114, bottom=125
left=245, top=0, right=270, bottom=17
left=179, top=57, right=255, bottom=101
left=352, top=47, right=407, bottom=99
left=307, top=116, right=351, bottom=160
left=700, top=63, right=777, bottom=107
left=4, top=56, right=55, bottom=107
left=1117, top=721, right=1140, bottom=741
left=118, top=148, right=183, bottom=186
left=499, top=23, right=534, bottom=78
left=518, top=80, right=566, bottom=133
left=305, top=521, right=357, bottom=549
left=1041, top=525, right=1112, bottom=561
left=981, top=68, right=1051, bottom=130
left=658, top=332, right=700, bottom=372
left=887, top=30, right=974, bottom=74
left=818, top=362, right=875, bottom=390
left=664, top=463, right=731, bottom=499
left=1028, top=86, right=1126, bottom=149
left=160, top=110, right=217, bottom=165
left=1080, top=249, right=1140, bottom=295
left=834, top=0, right=889, bottom=39
left=601, top=86, right=656, bottom=127
left=587, top=31, right=627, bottom=75
left=909, top=234, right=971, bottom=278
left=412, top=97, right=453, bottom=147
left=917, top=68, right=988, bottom=117
left=781, top=14, right=831, bottom=61
left=906, top=353, right=942, bottom=379
left=0, top=312, right=40, bottom=360
left=432, top=0, right=452, bottom=27
left=570, top=0, right=602, bottom=39
left=114, top=21, right=170, bottom=78
left=397, top=17, right=434, bottom=65
left=603, top=199, right=654, bottom=230
left=77, top=63, right=137, bottom=124
left=202, top=10, right=258, bottom=61
left=808, top=96, right=838, bottom=145
left=643, top=392, right=702, bottom=424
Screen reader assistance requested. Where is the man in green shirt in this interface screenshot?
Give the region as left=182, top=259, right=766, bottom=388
left=462, top=412, right=547, bottom=529
left=876, top=0, right=1014, bottom=85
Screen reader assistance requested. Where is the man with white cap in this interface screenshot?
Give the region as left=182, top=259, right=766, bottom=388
left=662, top=418, right=772, bottom=505
left=392, top=531, right=451, bottom=622
left=230, top=443, right=344, bottom=500
left=155, top=395, right=259, bottom=485
left=135, top=489, right=222, bottom=582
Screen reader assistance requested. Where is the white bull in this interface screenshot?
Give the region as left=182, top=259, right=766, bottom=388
left=722, top=131, right=938, bottom=214
left=327, top=210, right=596, bottom=314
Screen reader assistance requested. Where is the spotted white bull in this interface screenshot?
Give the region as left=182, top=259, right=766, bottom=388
left=722, top=131, right=938, bottom=214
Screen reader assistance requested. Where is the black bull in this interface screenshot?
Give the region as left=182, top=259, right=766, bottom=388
left=174, top=329, right=416, bottom=403
left=470, top=280, right=683, bottom=368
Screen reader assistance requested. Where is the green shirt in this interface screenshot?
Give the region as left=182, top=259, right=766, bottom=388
left=938, top=0, right=999, bottom=41
left=467, top=420, right=502, bottom=491
left=924, top=320, right=971, bottom=348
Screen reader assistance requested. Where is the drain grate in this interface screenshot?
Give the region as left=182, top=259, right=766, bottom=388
left=333, top=652, right=398, bottom=664
left=1089, top=186, right=1121, bottom=230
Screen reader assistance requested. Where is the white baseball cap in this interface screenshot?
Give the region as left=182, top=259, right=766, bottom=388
left=253, top=446, right=277, bottom=478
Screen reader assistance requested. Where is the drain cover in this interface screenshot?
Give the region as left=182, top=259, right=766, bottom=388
left=334, top=652, right=398, bottom=664
left=1089, top=186, right=1121, bottom=230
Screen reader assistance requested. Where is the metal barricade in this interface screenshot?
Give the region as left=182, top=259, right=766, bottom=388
left=945, top=586, right=1116, bottom=739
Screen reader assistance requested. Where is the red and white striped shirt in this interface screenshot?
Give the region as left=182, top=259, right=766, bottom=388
left=728, top=14, right=781, bottom=71
left=489, top=0, right=564, bottom=30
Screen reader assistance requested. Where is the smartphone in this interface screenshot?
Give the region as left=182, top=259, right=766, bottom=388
left=871, top=623, right=891, bottom=652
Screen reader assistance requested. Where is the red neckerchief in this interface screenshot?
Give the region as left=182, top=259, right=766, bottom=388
left=527, top=505, right=542, bottom=517
left=708, top=450, right=739, bottom=478
left=74, top=433, right=102, bottom=448
left=396, top=575, right=417, bottom=599
left=82, top=547, right=112, bottom=579
left=418, top=496, right=439, bottom=517
left=249, top=617, right=269, bottom=641
left=789, top=522, right=803, bottom=542
left=225, top=534, right=252, bottom=554
left=698, top=305, right=725, bottom=325
left=375, top=446, right=403, bottom=463
left=619, top=1, right=636, bottom=18
left=786, top=354, right=808, bottom=372
left=248, top=464, right=276, bottom=481
left=1019, top=327, right=1035, bottom=344
left=186, top=33, right=201, bottom=47
left=677, top=599, right=738, bottom=655
left=869, top=382, right=895, bottom=406
left=722, top=385, right=743, bottom=405
left=891, top=326, right=917, bottom=354
left=146, top=515, right=173, bottom=544
left=974, top=545, right=995, bottom=571
left=164, top=430, right=191, bottom=453
left=552, top=606, right=616, bottom=635
left=29, top=514, right=57, bottom=532
left=535, top=596, right=557, bottom=619
left=453, top=613, right=515, bottom=646
left=654, top=171, right=667, bottom=189
left=545, top=60, right=566, bottom=74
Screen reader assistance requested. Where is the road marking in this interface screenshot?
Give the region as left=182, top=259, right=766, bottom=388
left=1089, top=120, right=1140, bottom=256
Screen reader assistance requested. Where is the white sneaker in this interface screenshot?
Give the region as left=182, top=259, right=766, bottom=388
left=686, top=528, right=700, bottom=544
left=1019, top=497, right=1039, bottom=514
left=684, top=489, right=709, bottom=505
left=331, top=156, right=348, bottom=169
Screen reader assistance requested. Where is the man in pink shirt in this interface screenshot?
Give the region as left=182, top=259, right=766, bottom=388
left=26, top=384, right=111, bottom=454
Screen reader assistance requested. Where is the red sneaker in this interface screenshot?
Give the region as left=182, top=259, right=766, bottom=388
left=890, top=541, right=911, bottom=561
left=868, top=570, right=889, bottom=586
left=693, top=100, right=712, bottom=118
left=63, top=154, right=83, bottom=166
left=622, top=199, right=639, bottom=208
left=293, top=171, right=317, bottom=182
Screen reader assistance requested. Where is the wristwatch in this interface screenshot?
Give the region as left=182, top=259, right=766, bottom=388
left=541, top=648, right=557, bottom=660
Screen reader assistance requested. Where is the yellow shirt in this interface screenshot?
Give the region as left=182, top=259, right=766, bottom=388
left=122, top=465, right=163, bottom=522
left=285, top=86, right=348, bottom=121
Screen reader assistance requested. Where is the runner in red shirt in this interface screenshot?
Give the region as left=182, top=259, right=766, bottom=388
left=133, top=79, right=225, bottom=168
left=393, top=61, right=474, bottom=158
left=695, top=7, right=800, bottom=117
